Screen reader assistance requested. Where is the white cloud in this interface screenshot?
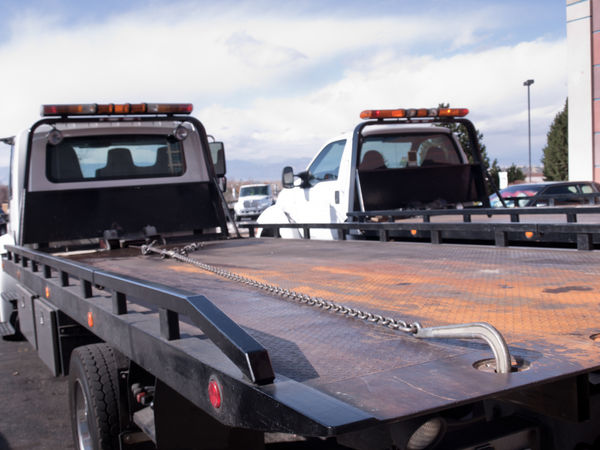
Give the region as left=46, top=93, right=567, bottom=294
left=0, top=3, right=566, bottom=170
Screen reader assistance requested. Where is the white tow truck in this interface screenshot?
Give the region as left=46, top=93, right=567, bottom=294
left=257, top=107, right=489, bottom=239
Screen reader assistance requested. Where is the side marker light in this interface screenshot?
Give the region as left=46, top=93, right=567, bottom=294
left=87, top=312, right=94, bottom=327
left=208, top=378, right=222, bottom=409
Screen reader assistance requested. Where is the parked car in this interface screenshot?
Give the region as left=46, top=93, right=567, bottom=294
left=489, top=181, right=600, bottom=207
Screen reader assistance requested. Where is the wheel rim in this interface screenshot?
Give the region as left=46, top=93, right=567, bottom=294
left=74, top=380, right=93, bottom=450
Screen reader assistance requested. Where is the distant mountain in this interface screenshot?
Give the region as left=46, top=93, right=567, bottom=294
left=225, top=157, right=311, bottom=182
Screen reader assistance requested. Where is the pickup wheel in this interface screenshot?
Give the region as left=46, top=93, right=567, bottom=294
left=68, top=344, right=121, bottom=450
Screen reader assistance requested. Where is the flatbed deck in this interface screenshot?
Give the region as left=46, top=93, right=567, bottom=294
left=69, top=238, right=600, bottom=425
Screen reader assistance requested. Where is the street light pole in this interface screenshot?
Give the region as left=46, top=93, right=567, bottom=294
left=523, top=79, right=534, bottom=182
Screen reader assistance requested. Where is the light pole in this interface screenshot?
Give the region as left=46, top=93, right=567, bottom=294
left=523, top=79, right=534, bottom=182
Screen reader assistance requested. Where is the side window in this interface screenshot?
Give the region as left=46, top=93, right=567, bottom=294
left=580, top=184, right=593, bottom=194
left=307, top=140, right=346, bottom=186
left=544, top=185, right=577, bottom=195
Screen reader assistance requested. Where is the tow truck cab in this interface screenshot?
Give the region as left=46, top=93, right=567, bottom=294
left=258, top=107, right=489, bottom=239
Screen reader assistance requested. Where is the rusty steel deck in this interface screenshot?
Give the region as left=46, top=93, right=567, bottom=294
left=72, top=238, right=600, bottom=421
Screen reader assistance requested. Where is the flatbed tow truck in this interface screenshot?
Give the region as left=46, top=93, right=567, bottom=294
left=2, top=104, right=600, bottom=450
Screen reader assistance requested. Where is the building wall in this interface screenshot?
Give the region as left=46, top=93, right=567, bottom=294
left=567, top=0, right=595, bottom=181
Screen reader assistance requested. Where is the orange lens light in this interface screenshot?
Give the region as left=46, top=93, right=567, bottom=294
left=45, top=286, right=50, bottom=298
left=87, top=312, right=94, bottom=327
left=410, top=229, right=418, bottom=236
left=360, top=109, right=407, bottom=120
left=41, top=104, right=96, bottom=116
left=438, top=108, right=469, bottom=117
left=113, top=104, right=131, bottom=114
left=525, top=231, right=534, bottom=239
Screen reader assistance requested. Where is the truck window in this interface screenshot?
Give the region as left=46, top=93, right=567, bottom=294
left=359, top=133, right=460, bottom=169
left=307, top=140, right=345, bottom=186
left=240, top=185, right=269, bottom=196
left=46, top=135, right=185, bottom=182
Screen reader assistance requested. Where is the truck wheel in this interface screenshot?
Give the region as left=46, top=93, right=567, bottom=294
left=68, top=344, right=121, bottom=450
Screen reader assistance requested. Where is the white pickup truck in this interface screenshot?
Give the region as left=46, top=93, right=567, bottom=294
left=257, top=107, right=489, bottom=239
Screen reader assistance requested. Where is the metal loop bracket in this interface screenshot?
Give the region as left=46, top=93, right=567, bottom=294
left=413, top=322, right=512, bottom=374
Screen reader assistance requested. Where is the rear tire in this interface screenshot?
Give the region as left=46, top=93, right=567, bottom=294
left=68, top=344, right=121, bottom=450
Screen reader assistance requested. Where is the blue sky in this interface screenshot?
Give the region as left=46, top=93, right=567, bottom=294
left=0, top=0, right=567, bottom=171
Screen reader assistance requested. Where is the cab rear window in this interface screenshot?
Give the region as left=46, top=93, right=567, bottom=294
left=359, top=133, right=461, bottom=170
left=46, top=135, right=185, bottom=182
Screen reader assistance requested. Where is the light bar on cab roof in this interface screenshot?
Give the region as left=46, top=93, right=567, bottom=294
left=41, top=103, right=193, bottom=117
left=360, top=107, right=469, bottom=120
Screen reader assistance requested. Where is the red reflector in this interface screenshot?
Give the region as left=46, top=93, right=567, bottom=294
left=208, top=379, right=222, bottom=409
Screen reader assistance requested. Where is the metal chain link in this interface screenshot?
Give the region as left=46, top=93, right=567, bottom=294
left=142, top=241, right=421, bottom=334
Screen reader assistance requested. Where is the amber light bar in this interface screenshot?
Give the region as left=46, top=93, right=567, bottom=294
left=41, top=103, right=193, bottom=117
left=360, top=107, right=469, bottom=120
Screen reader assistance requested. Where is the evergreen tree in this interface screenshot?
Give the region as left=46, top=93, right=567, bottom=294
left=542, top=100, right=568, bottom=181
left=507, top=164, right=525, bottom=183
left=437, top=104, right=498, bottom=192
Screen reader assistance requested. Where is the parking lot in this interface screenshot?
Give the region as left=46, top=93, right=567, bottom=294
left=0, top=336, right=73, bottom=450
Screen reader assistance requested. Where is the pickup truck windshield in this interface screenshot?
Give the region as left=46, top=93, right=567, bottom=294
left=46, top=134, right=185, bottom=182
left=359, top=133, right=460, bottom=170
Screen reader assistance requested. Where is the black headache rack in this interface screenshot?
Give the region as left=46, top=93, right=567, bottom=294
left=2, top=245, right=377, bottom=436
left=350, top=116, right=492, bottom=211
left=249, top=206, right=600, bottom=250
left=21, top=115, right=229, bottom=246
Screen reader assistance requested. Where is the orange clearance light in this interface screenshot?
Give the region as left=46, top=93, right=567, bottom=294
left=525, top=231, right=535, bottom=239
left=360, top=109, right=407, bottom=120
left=113, top=103, right=131, bottom=114
left=45, top=286, right=50, bottom=298
left=410, top=229, right=418, bottom=236
left=147, top=103, right=193, bottom=114
left=438, top=108, right=469, bottom=117
left=208, top=379, right=222, bottom=409
left=41, top=104, right=96, bottom=116
left=87, top=311, right=94, bottom=327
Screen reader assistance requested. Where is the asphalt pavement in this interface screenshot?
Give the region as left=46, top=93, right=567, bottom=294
left=0, top=336, right=74, bottom=450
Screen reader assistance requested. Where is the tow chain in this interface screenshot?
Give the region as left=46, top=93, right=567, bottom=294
left=141, top=241, right=422, bottom=334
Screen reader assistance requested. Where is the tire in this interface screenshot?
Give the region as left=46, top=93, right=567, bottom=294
left=68, top=344, right=121, bottom=450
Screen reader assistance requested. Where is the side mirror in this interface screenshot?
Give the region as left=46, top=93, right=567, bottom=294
left=208, top=141, right=226, bottom=177
left=282, top=166, right=295, bottom=188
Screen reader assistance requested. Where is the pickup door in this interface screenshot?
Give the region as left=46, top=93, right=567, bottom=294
left=281, top=139, right=347, bottom=239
